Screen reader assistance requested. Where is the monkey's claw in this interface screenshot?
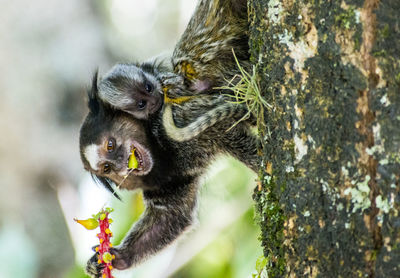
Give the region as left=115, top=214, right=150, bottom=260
left=159, top=72, right=184, bottom=86
left=85, top=252, right=104, bottom=278
left=86, top=247, right=131, bottom=277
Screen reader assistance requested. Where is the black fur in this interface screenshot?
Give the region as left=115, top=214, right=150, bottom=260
left=90, top=173, right=121, bottom=200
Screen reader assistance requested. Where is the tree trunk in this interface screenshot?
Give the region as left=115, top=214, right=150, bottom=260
left=249, top=0, right=400, bottom=277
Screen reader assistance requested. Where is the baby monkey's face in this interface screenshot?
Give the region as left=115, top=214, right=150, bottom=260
left=97, top=63, right=163, bottom=119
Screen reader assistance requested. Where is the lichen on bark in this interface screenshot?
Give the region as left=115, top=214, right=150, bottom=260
left=249, top=0, right=400, bottom=277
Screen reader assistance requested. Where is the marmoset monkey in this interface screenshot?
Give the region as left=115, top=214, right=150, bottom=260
left=80, top=0, right=256, bottom=276
left=80, top=71, right=258, bottom=277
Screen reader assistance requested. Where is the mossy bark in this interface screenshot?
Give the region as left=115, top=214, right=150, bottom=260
left=249, top=0, right=400, bottom=277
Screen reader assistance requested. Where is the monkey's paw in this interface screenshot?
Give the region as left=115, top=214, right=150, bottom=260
left=159, top=72, right=185, bottom=86
left=85, top=252, right=104, bottom=278
left=85, top=247, right=131, bottom=277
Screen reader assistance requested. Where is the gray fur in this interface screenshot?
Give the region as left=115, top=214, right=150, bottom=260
left=98, top=64, right=143, bottom=108
left=95, top=63, right=165, bottom=120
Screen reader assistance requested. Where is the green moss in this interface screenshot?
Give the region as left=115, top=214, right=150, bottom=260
left=253, top=171, right=286, bottom=277
left=395, top=72, right=400, bottom=84
left=335, top=8, right=357, bottom=29
left=373, top=49, right=387, bottom=57
left=389, top=152, right=400, bottom=164
left=379, top=24, right=390, bottom=39
left=354, top=37, right=360, bottom=51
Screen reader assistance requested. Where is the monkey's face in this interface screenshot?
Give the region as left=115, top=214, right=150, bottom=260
left=82, top=118, right=153, bottom=174
left=80, top=80, right=157, bottom=193
left=97, top=63, right=163, bottom=119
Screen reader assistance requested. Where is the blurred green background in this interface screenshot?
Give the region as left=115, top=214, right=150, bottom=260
left=0, top=0, right=262, bottom=277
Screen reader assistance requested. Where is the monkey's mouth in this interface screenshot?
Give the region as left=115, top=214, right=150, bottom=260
left=125, top=141, right=153, bottom=176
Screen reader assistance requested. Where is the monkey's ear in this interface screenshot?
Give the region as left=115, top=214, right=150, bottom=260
left=91, top=173, right=121, bottom=200
left=87, top=70, right=101, bottom=114
left=91, top=70, right=99, bottom=90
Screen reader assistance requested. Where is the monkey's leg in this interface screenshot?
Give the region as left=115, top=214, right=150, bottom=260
left=221, top=124, right=261, bottom=172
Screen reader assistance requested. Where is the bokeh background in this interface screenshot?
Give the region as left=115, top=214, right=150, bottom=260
left=0, top=0, right=262, bottom=277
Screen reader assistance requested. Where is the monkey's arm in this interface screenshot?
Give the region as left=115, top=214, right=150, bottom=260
left=114, top=194, right=196, bottom=269
left=162, top=101, right=249, bottom=142
left=85, top=182, right=198, bottom=276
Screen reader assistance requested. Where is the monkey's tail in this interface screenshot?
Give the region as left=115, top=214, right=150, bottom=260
left=162, top=102, right=246, bottom=142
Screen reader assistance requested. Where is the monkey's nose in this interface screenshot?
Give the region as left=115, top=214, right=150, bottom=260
left=149, top=99, right=161, bottom=113
left=112, top=155, right=125, bottom=170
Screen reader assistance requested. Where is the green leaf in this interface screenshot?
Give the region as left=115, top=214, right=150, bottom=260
left=255, top=255, right=268, bottom=274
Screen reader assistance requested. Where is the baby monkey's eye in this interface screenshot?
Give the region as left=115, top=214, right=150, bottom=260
left=137, top=100, right=147, bottom=110
left=145, top=83, right=153, bottom=93
left=103, top=163, right=111, bottom=174
left=107, top=138, right=115, bottom=152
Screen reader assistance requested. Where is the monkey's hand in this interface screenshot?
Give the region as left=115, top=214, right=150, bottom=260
left=85, top=251, right=104, bottom=278
left=159, top=72, right=184, bottom=87
left=85, top=247, right=129, bottom=277
left=101, top=184, right=198, bottom=271
left=161, top=81, right=196, bottom=105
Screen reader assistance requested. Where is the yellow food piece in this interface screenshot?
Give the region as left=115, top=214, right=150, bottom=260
left=128, top=149, right=139, bottom=169
left=73, top=217, right=99, bottom=230
left=102, top=252, right=113, bottom=263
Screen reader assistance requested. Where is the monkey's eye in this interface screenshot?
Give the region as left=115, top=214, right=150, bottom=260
left=107, top=138, right=115, bottom=152
left=145, top=83, right=153, bottom=93
left=103, top=163, right=111, bottom=174
left=137, top=100, right=147, bottom=110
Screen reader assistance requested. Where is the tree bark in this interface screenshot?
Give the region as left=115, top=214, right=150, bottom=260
left=249, top=0, right=400, bottom=277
